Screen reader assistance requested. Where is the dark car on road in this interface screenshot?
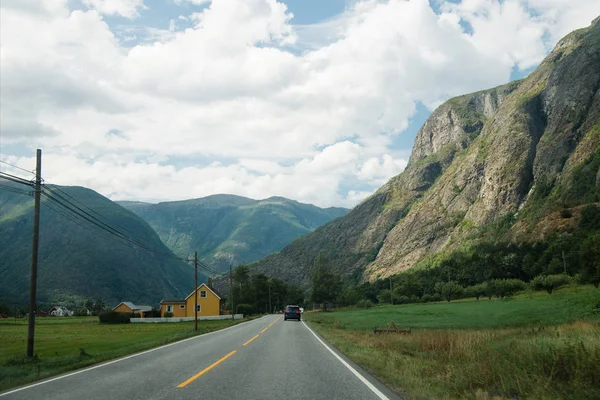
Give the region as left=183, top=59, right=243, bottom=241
left=284, top=305, right=301, bottom=321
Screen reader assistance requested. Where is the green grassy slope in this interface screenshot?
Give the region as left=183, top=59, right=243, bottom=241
left=118, top=195, right=348, bottom=272
left=0, top=184, right=199, bottom=306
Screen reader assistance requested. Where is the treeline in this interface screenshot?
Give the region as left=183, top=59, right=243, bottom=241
left=310, top=204, right=600, bottom=308
left=230, top=265, right=305, bottom=315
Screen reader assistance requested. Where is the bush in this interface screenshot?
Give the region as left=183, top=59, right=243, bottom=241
left=396, top=295, right=410, bottom=304
left=150, top=308, right=162, bottom=318
left=421, top=294, right=434, bottom=303
left=236, top=303, right=254, bottom=316
left=377, top=289, right=393, bottom=304
left=560, top=209, right=572, bottom=218
left=98, top=311, right=131, bottom=324
left=530, top=274, right=572, bottom=294
left=356, top=299, right=373, bottom=308
left=164, top=312, right=173, bottom=318
left=491, top=279, right=527, bottom=299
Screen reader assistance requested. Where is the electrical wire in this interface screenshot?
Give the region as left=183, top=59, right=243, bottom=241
left=40, top=199, right=145, bottom=251
left=0, top=159, right=35, bottom=176
left=0, top=172, right=34, bottom=187
left=43, top=183, right=168, bottom=253
left=40, top=189, right=192, bottom=263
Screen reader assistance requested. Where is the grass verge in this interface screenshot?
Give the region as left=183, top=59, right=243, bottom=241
left=0, top=316, right=250, bottom=391
left=304, top=286, right=600, bottom=399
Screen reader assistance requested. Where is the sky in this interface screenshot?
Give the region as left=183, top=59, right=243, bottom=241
left=1, top=0, right=599, bottom=208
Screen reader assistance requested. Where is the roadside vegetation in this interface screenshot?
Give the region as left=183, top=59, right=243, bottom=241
left=0, top=316, right=245, bottom=391
left=305, top=285, right=600, bottom=399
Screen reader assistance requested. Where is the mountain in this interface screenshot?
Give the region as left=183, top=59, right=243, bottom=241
left=0, top=184, right=197, bottom=306
left=117, top=195, right=348, bottom=273
left=247, top=18, right=600, bottom=287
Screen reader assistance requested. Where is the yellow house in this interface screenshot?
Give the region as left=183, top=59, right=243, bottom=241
left=112, top=302, right=152, bottom=317
left=160, top=283, right=223, bottom=318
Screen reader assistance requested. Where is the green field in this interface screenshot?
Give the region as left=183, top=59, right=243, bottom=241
left=0, top=317, right=243, bottom=391
left=305, top=286, right=600, bottom=400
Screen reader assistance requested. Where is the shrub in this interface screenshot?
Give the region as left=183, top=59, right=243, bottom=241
left=421, top=294, right=434, bottom=303
left=560, top=208, right=573, bottom=218
left=164, top=312, right=173, bottom=318
left=150, top=308, right=162, bottom=318
left=491, top=279, right=527, bottom=299
left=356, top=299, right=373, bottom=308
left=396, top=295, right=410, bottom=304
left=377, top=289, right=393, bottom=304
left=98, top=311, right=131, bottom=324
left=409, top=295, right=420, bottom=304
left=530, top=274, right=572, bottom=294
left=236, top=303, right=254, bottom=316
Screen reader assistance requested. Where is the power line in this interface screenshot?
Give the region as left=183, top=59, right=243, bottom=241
left=40, top=199, right=142, bottom=251
left=0, top=159, right=35, bottom=176
left=40, top=189, right=191, bottom=263
left=0, top=172, right=34, bottom=187
left=43, top=183, right=167, bottom=253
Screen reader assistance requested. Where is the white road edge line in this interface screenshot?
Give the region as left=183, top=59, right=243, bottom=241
left=0, top=316, right=269, bottom=397
left=302, top=321, right=390, bottom=400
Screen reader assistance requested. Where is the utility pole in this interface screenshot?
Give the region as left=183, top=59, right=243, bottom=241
left=389, top=276, right=393, bottom=305
left=268, top=282, right=272, bottom=314
left=27, top=149, right=42, bottom=358
left=194, top=251, right=198, bottom=331
left=229, top=264, right=234, bottom=321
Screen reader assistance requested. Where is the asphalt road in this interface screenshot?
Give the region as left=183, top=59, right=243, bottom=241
left=1, top=315, right=401, bottom=400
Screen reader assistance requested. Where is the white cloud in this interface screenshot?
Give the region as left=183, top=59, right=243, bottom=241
left=175, top=0, right=212, bottom=5
left=82, top=0, right=147, bottom=18
left=1, top=0, right=599, bottom=207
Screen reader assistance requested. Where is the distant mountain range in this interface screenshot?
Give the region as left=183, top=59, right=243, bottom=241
left=246, top=18, right=600, bottom=287
left=0, top=184, right=196, bottom=306
left=118, top=195, right=348, bottom=273
left=0, top=187, right=346, bottom=306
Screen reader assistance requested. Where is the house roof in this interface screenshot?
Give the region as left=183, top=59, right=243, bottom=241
left=184, top=283, right=222, bottom=301
left=113, top=302, right=136, bottom=311
left=160, top=300, right=186, bottom=304
left=113, top=302, right=152, bottom=312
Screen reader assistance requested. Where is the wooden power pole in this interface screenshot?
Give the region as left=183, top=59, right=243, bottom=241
left=27, top=149, right=42, bottom=358
left=229, top=264, right=234, bottom=320
left=194, top=251, right=198, bottom=331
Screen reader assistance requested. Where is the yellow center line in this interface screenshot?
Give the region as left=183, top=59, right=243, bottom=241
left=243, top=334, right=259, bottom=346
left=177, top=350, right=237, bottom=388
left=260, top=326, right=269, bottom=334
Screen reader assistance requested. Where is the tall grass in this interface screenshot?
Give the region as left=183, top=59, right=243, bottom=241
left=305, top=287, right=600, bottom=399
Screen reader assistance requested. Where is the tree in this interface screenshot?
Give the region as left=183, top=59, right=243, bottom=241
left=580, top=233, right=600, bottom=288
left=465, top=282, right=487, bottom=300
left=491, top=279, right=526, bottom=299
left=377, top=289, right=393, bottom=304
left=434, top=281, right=464, bottom=302
left=310, top=253, right=341, bottom=310
left=92, top=300, right=106, bottom=316
left=338, top=288, right=361, bottom=307
left=530, top=274, right=571, bottom=294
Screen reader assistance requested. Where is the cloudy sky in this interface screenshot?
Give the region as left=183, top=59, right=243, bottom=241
left=1, top=0, right=599, bottom=208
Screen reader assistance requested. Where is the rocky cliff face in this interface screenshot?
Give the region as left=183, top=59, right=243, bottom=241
left=248, top=18, right=600, bottom=286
